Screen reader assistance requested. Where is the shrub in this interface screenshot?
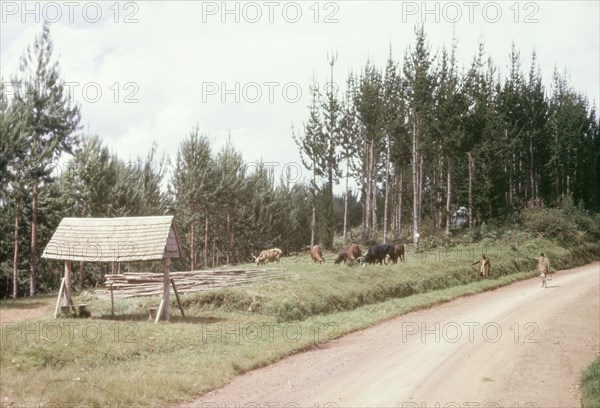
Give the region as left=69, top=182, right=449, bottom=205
left=521, top=208, right=580, bottom=241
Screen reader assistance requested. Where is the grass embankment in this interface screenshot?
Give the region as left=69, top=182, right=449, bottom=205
left=582, top=355, right=600, bottom=408
left=1, top=239, right=598, bottom=407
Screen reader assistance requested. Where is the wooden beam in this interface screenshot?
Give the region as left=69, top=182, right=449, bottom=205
left=162, top=258, right=171, bottom=322
left=54, top=277, right=65, bottom=319
left=154, top=299, right=164, bottom=324
left=171, top=278, right=185, bottom=317
left=110, top=283, right=115, bottom=316
left=64, top=261, right=74, bottom=311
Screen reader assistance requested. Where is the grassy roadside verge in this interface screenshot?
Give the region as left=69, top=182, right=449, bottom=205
left=582, top=355, right=600, bottom=408
left=1, top=240, right=598, bottom=407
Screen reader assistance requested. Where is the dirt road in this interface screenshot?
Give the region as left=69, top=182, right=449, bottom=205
left=0, top=300, right=53, bottom=323
left=187, top=262, right=600, bottom=408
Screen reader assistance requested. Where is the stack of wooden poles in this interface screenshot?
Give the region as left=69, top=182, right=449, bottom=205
left=96, top=268, right=290, bottom=298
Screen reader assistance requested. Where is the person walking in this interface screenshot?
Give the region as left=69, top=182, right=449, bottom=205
left=536, top=253, right=550, bottom=288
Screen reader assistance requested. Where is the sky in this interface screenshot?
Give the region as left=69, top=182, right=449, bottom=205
left=1, top=1, right=599, bottom=188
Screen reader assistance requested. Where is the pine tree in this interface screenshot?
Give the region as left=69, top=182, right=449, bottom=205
left=355, top=61, right=384, bottom=240
left=523, top=51, right=548, bottom=206
left=138, top=141, right=168, bottom=215
left=214, top=137, right=244, bottom=263
left=382, top=48, right=406, bottom=242
left=548, top=69, right=597, bottom=208
left=339, top=73, right=360, bottom=242
left=292, top=82, right=324, bottom=247
left=462, top=41, right=492, bottom=227
left=170, top=128, right=215, bottom=270
left=1, top=81, right=28, bottom=297
left=11, top=23, right=81, bottom=295
left=403, top=25, right=435, bottom=247
left=318, top=51, right=342, bottom=249
left=431, top=37, right=466, bottom=237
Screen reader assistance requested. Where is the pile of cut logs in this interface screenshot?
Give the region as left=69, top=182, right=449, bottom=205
left=96, top=268, right=290, bottom=298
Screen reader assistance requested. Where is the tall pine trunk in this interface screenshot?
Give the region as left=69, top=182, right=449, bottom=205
left=204, top=209, right=209, bottom=268
left=343, top=157, right=349, bottom=242
left=434, top=159, right=442, bottom=232
left=29, top=181, right=38, bottom=296
left=311, top=205, right=316, bottom=247
left=398, top=167, right=403, bottom=235
left=467, top=151, right=474, bottom=228
left=311, top=163, right=317, bottom=247
left=412, top=112, right=420, bottom=248
left=364, top=140, right=373, bottom=238
left=190, top=224, right=195, bottom=271
left=227, top=208, right=233, bottom=264
left=326, top=170, right=335, bottom=249
left=383, top=137, right=390, bottom=243
left=12, top=197, right=20, bottom=298
left=529, top=135, right=535, bottom=202
left=518, top=154, right=523, bottom=198
left=371, top=139, right=377, bottom=236
left=445, top=159, right=452, bottom=237
left=419, top=154, right=424, bottom=226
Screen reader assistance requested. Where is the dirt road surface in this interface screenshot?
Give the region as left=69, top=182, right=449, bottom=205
left=186, top=262, right=600, bottom=408
left=0, top=300, right=53, bottom=323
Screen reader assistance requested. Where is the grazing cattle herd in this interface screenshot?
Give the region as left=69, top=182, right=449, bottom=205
left=253, top=244, right=491, bottom=277
left=256, top=243, right=409, bottom=267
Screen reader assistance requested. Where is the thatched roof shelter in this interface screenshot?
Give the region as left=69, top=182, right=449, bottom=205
left=42, top=216, right=182, bottom=321
left=42, top=216, right=181, bottom=262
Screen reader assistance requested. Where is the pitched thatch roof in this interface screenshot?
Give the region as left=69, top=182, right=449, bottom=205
left=42, top=216, right=181, bottom=262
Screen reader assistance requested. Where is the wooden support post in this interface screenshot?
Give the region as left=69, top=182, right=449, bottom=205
left=154, top=299, right=164, bottom=324
left=110, top=283, right=115, bottom=316
left=171, top=278, right=185, bottom=317
left=162, top=258, right=171, bottom=322
left=64, top=261, right=74, bottom=311
left=54, top=277, right=65, bottom=319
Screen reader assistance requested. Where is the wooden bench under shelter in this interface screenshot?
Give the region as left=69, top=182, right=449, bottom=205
left=41, top=216, right=182, bottom=322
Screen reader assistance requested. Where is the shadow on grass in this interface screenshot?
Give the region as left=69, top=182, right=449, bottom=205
left=0, top=301, right=53, bottom=310
left=170, top=315, right=225, bottom=324
left=95, top=313, right=225, bottom=324
left=96, top=313, right=153, bottom=321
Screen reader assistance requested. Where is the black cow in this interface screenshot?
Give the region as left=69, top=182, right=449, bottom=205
left=360, top=244, right=397, bottom=266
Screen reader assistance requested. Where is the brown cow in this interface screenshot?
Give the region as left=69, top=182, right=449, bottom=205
left=395, top=244, right=405, bottom=263
left=384, top=243, right=406, bottom=265
left=310, top=245, right=325, bottom=264
left=254, top=248, right=282, bottom=267
left=334, top=244, right=361, bottom=264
